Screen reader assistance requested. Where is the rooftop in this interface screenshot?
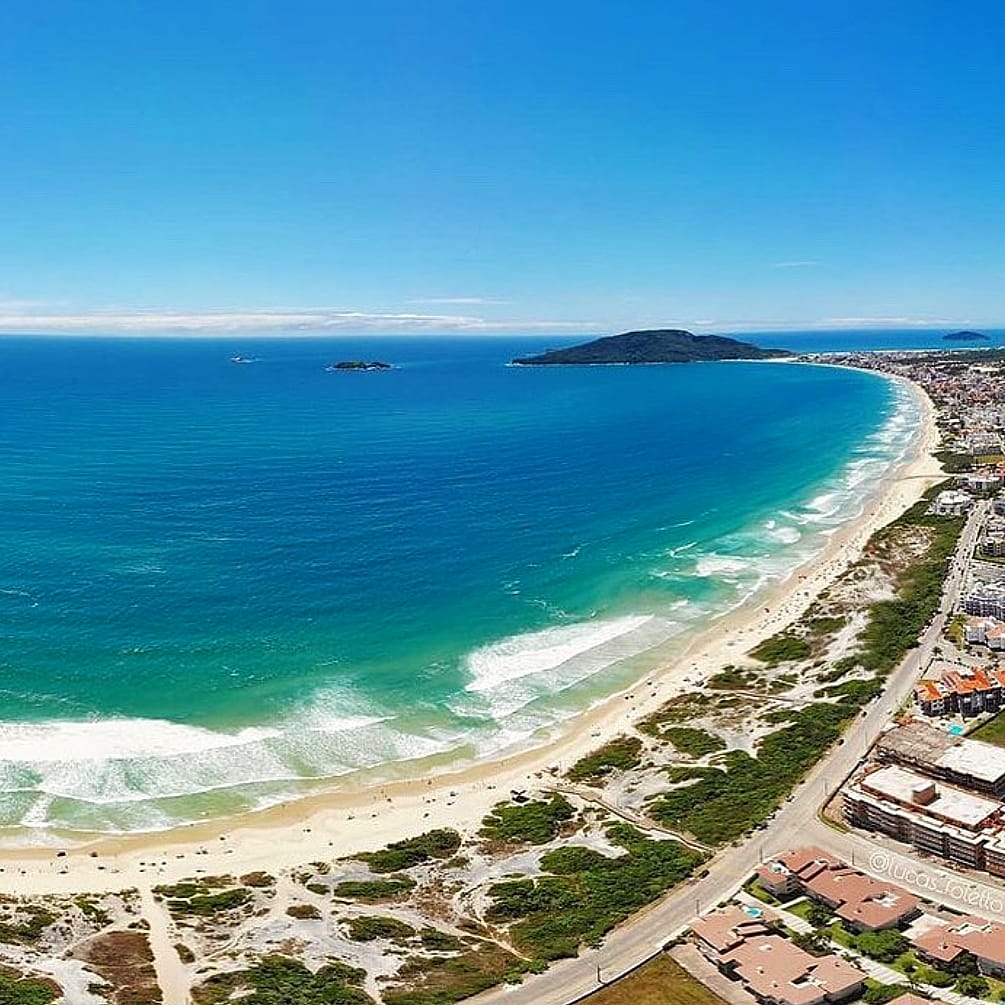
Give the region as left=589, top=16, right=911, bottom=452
left=859, top=765, right=1001, bottom=830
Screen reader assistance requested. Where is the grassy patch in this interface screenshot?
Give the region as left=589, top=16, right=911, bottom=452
left=661, top=727, right=725, bottom=758
left=162, top=887, right=251, bottom=918
left=648, top=702, right=855, bottom=844
left=707, top=667, right=755, bottom=690
left=486, top=823, right=705, bottom=962
left=0, top=966, right=60, bottom=1005
left=479, top=796, right=575, bottom=846
left=193, top=956, right=372, bottom=1005
left=382, top=942, right=522, bottom=1005
left=749, top=633, right=812, bottom=666
left=345, top=915, right=416, bottom=944
left=855, top=492, right=965, bottom=676
left=0, top=907, right=55, bottom=944
left=356, top=830, right=461, bottom=873
left=587, top=953, right=728, bottom=1005
left=568, top=736, right=643, bottom=781
left=331, top=876, right=416, bottom=902
left=971, top=712, right=1005, bottom=746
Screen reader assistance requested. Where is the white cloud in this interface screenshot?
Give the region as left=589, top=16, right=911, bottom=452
left=406, top=296, right=510, bottom=305
left=0, top=307, right=598, bottom=335
left=769, top=260, right=820, bottom=269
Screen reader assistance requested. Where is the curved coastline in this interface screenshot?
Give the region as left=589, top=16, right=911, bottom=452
left=0, top=363, right=944, bottom=893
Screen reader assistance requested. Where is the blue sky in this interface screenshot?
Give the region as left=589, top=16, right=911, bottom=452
left=1, top=1, right=1003, bottom=334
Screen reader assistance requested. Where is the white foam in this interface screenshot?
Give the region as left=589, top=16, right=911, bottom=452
left=0, top=718, right=281, bottom=763
left=464, top=615, right=654, bottom=694
left=694, top=555, right=752, bottom=578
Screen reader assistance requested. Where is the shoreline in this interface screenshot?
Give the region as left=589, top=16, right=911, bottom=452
left=0, top=365, right=945, bottom=894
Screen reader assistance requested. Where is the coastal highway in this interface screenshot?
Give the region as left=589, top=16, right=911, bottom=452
left=473, top=500, right=987, bottom=1005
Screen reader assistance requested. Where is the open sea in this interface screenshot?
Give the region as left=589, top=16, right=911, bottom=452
left=0, top=329, right=973, bottom=838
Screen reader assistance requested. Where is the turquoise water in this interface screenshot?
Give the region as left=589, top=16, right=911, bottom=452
left=0, top=335, right=920, bottom=835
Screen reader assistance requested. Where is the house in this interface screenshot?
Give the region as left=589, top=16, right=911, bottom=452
left=693, top=906, right=866, bottom=1005
left=913, top=914, right=1005, bottom=978
left=762, top=848, right=920, bottom=931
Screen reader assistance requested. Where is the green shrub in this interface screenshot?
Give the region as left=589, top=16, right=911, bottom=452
left=332, top=877, right=416, bottom=901
left=649, top=702, right=855, bottom=844
left=357, top=830, right=461, bottom=873
left=166, top=887, right=251, bottom=918
left=662, top=727, right=726, bottom=758
left=0, top=967, right=60, bottom=1005
left=750, top=633, right=812, bottom=665
left=479, top=796, right=575, bottom=846
left=346, top=915, right=416, bottom=943
left=193, top=955, right=371, bottom=1005
left=567, top=736, right=643, bottom=781
left=486, top=824, right=704, bottom=961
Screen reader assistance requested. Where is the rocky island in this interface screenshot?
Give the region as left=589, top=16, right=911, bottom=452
left=512, top=328, right=791, bottom=365
left=325, top=360, right=392, bottom=371
left=943, top=330, right=989, bottom=342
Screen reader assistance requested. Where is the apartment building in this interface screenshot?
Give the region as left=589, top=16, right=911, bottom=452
left=843, top=764, right=1001, bottom=869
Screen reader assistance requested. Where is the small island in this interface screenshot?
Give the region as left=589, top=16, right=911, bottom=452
left=324, top=360, right=392, bottom=371
left=943, top=330, right=989, bottom=342
left=512, top=328, right=791, bottom=366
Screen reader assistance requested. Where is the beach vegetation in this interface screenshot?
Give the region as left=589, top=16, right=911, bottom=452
left=345, top=915, right=416, bottom=943
left=331, top=876, right=416, bottom=901
left=381, top=942, right=521, bottom=1005
left=707, top=667, right=755, bottom=690
left=749, top=633, right=812, bottom=665
left=286, top=904, right=322, bottom=920
left=567, top=736, right=643, bottom=781
left=661, top=727, right=725, bottom=758
left=239, top=871, right=275, bottom=888
left=161, top=886, right=252, bottom=918
left=648, top=701, right=855, bottom=844
left=419, top=928, right=466, bottom=952
left=851, top=494, right=964, bottom=677
left=0, top=907, right=56, bottom=944
left=479, top=795, right=576, bottom=846
left=486, top=823, right=705, bottom=962
left=356, top=829, right=461, bottom=873
left=0, top=966, right=60, bottom=1005
left=193, top=955, right=372, bottom=1005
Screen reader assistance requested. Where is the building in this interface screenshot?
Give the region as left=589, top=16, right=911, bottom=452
left=913, top=914, right=1005, bottom=978
left=912, top=665, right=1005, bottom=717
left=756, top=848, right=920, bottom=931
left=931, top=489, right=973, bottom=516
left=985, top=533, right=1005, bottom=559
left=875, top=720, right=1005, bottom=795
left=843, top=764, right=1002, bottom=869
left=692, top=906, right=866, bottom=1005
left=963, top=581, right=1005, bottom=619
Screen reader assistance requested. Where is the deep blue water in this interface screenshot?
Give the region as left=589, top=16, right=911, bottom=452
left=0, top=333, right=922, bottom=833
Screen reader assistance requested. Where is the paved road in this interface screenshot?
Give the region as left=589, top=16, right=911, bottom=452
left=472, top=502, right=987, bottom=1005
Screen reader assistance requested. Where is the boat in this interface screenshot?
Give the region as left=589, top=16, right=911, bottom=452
left=230, top=355, right=256, bottom=364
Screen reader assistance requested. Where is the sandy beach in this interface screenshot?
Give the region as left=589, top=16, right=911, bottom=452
left=0, top=368, right=944, bottom=897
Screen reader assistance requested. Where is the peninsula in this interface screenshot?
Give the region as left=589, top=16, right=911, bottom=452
left=511, top=328, right=791, bottom=366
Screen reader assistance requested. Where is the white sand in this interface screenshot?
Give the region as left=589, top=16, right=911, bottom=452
left=0, top=371, right=944, bottom=896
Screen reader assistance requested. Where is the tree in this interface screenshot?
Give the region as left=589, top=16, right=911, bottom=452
left=854, top=928, right=910, bottom=963
left=955, top=973, right=990, bottom=997
left=805, top=902, right=832, bottom=928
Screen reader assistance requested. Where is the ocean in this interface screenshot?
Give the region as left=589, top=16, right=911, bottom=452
left=0, top=332, right=938, bottom=836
